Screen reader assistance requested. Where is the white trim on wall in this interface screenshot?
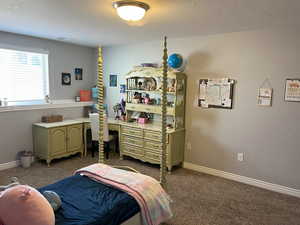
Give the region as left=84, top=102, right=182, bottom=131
left=183, top=162, right=300, bottom=198
left=0, top=160, right=20, bottom=171
left=0, top=100, right=93, bottom=113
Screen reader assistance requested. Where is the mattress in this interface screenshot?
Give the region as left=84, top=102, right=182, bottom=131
left=38, top=174, right=140, bottom=225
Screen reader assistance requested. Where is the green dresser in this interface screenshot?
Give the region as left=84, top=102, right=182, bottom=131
left=120, top=124, right=185, bottom=172
left=33, top=121, right=84, bottom=166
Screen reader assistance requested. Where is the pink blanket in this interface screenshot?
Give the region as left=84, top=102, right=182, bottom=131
left=75, top=164, right=172, bottom=225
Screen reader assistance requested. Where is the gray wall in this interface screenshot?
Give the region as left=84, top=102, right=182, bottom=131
left=0, top=31, right=96, bottom=164
left=103, top=27, right=300, bottom=189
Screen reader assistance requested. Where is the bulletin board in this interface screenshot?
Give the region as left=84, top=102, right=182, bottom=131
left=198, top=78, right=235, bottom=109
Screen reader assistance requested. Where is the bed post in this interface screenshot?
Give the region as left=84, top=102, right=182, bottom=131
left=97, top=47, right=105, bottom=164
left=160, top=37, right=168, bottom=187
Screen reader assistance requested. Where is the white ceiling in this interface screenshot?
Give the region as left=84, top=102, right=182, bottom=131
left=1, top=0, right=300, bottom=47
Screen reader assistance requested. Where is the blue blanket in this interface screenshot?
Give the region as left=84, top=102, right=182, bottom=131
left=39, top=174, right=140, bottom=225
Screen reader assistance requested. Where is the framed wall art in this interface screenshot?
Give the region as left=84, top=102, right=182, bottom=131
left=198, top=78, right=235, bottom=109
left=109, top=74, right=118, bottom=87
left=284, top=79, right=300, bottom=102
left=258, top=88, right=273, bottom=106
left=62, top=73, right=71, bottom=85
left=75, top=68, right=83, bottom=80
left=257, top=78, right=273, bottom=107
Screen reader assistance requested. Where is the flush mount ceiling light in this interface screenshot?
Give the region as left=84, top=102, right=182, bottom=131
left=113, top=1, right=150, bottom=21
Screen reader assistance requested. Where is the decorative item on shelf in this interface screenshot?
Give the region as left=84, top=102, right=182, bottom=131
left=79, top=90, right=91, bottom=101
left=138, top=117, right=148, bottom=124
left=168, top=78, right=176, bottom=92
left=75, top=96, right=81, bottom=102
left=141, top=63, right=158, bottom=68
left=62, top=73, right=71, bottom=85
left=45, top=95, right=51, bottom=103
left=75, top=68, right=83, bottom=80
left=113, top=100, right=126, bottom=120
left=144, top=78, right=157, bottom=90
left=133, top=92, right=141, bottom=104
left=144, top=94, right=150, bottom=104
left=168, top=53, right=183, bottom=69
left=157, top=98, right=161, bottom=105
left=138, top=112, right=149, bottom=124
left=41, top=115, right=63, bottom=123
left=92, top=87, right=98, bottom=99
left=3, top=98, right=8, bottom=106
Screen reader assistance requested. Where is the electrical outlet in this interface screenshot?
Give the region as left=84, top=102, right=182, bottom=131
left=186, top=142, right=192, bottom=151
left=237, top=153, right=244, bottom=162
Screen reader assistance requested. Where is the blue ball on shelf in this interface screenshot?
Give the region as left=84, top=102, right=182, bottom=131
left=168, top=53, right=183, bottom=69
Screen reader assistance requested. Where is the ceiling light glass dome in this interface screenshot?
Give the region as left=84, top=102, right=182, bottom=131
left=113, top=1, right=150, bottom=21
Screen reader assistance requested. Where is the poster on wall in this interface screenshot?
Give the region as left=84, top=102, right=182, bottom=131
left=120, top=84, right=126, bottom=93
left=110, top=74, right=118, bottom=87
left=258, top=88, right=273, bottom=106
left=284, top=79, right=300, bottom=102
left=62, top=73, right=71, bottom=85
left=75, top=68, right=83, bottom=80
left=198, top=78, right=235, bottom=109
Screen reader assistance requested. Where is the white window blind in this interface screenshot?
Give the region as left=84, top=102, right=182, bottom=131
left=0, top=48, right=49, bottom=104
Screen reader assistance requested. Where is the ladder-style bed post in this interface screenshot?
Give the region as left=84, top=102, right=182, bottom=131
left=98, top=47, right=105, bottom=164
left=160, top=36, right=168, bottom=187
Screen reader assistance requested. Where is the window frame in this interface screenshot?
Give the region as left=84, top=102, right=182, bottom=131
left=0, top=44, right=50, bottom=106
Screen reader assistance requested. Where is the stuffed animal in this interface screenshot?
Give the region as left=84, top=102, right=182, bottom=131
left=0, top=184, right=55, bottom=225
left=43, top=190, right=62, bottom=211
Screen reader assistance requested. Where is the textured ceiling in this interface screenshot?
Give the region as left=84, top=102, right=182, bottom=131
left=0, top=0, right=300, bottom=46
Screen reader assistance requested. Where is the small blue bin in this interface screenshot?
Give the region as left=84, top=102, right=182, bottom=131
left=92, top=87, right=98, bottom=99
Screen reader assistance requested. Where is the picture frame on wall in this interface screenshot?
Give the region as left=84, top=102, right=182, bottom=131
left=284, top=79, right=300, bottom=102
left=258, top=88, right=273, bottom=106
left=198, top=78, right=235, bottom=109
left=109, top=74, right=118, bottom=87
left=75, top=68, right=83, bottom=80
left=120, top=84, right=126, bottom=93
left=62, top=73, right=71, bottom=85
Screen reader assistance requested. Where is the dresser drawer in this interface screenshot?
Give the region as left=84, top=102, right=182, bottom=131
left=121, top=135, right=143, bottom=147
left=145, top=150, right=161, bottom=164
left=121, top=126, right=143, bottom=137
left=144, top=130, right=162, bottom=141
left=144, top=140, right=162, bottom=151
left=122, top=144, right=143, bottom=156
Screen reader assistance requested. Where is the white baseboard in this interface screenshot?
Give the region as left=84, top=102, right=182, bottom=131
left=0, top=160, right=20, bottom=171
left=183, top=162, right=300, bottom=198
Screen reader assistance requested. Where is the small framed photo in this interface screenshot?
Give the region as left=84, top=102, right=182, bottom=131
left=62, top=73, right=71, bottom=85
left=110, top=74, right=118, bottom=87
left=75, top=68, right=83, bottom=80
left=120, top=84, right=126, bottom=93
left=285, top=79, right=300, bottom=102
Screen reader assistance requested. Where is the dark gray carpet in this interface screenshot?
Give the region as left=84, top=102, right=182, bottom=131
left=0, top=153, right=300, bottom=225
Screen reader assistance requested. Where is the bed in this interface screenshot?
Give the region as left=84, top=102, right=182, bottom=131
left=38, top=174, right=140, bottom=225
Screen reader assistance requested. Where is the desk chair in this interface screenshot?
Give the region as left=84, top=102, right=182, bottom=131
left=89, top=113, right=117, bottom=159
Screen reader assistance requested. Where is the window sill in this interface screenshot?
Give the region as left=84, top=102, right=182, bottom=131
left=0, top=100, right=93, bottom=113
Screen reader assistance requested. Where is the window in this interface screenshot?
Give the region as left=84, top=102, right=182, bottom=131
left=0, top=47, right=49, bottom=105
